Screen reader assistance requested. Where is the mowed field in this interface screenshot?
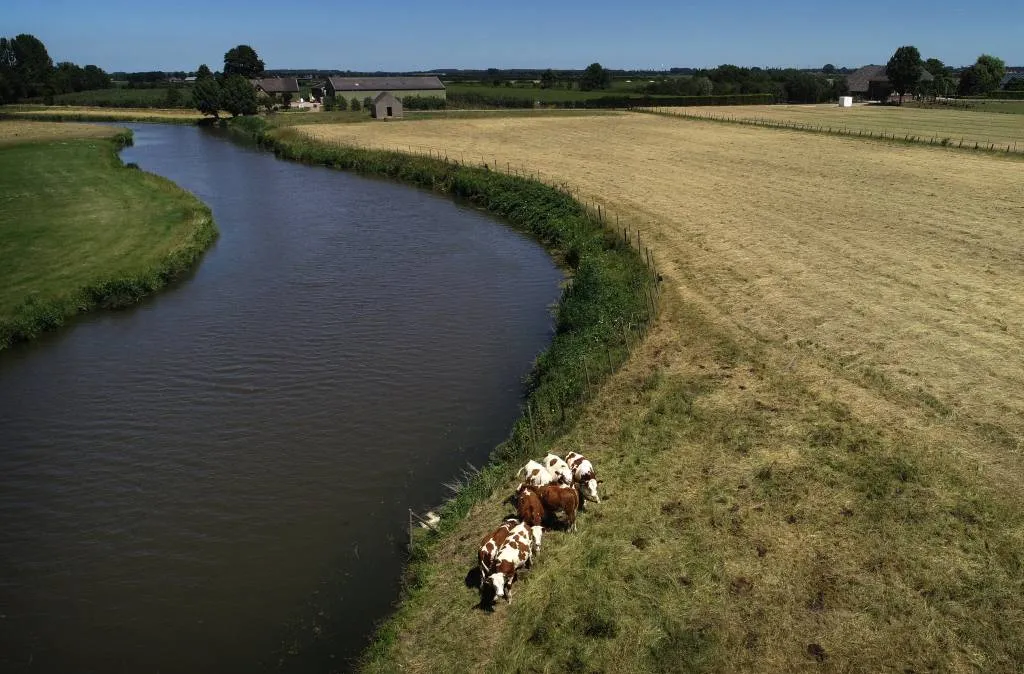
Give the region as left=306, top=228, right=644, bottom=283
left=290, top=114, right=1024, bottom=672
left=649, top=103, right=1024, bottom=150
left=0, top=105, right=204, bottom=123
left=0, top=121, right=214, bottom=348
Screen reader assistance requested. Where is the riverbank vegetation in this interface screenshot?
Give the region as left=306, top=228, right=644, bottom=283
left=0, top=121, right=216, bottom=350
left=283, top=113, right=1024, bottom=672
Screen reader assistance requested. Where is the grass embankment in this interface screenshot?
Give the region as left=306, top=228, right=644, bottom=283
left=293, top=114, right=1024, bottom=672
left=0, top=121, right=216, bottom=349
left=646, top=103, right=1024, bottom=153
left=0, top=105, right=205, bottom=124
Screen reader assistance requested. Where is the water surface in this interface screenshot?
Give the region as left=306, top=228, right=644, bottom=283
left=0, top=124, right=561, bottom=672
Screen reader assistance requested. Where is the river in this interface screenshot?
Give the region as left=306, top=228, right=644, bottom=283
left=0, top=124, right=562, bottom=672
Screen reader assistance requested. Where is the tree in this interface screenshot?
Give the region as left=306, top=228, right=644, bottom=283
left=580, top=62, right=611, bottom=91
left=219, top=74, right=258, bottom=116
left=363, top=96, right=372, bottom=110
left=350, top=97, right=361, bottom=111
left=922, top=58, right=954, bottom=97
left=540, top=68, right=557, bottom=89
left=281, top=92, right=293, bottom=108
left=336, top=96, right=349, bottom=111
left=974, top=54, right=1005, bottom=92
left=11, top=33, right=53, bottom=98
left=822, top=63, right=836, bottom=75
left=885, top=45, right=922, bottom=104
left=192, top=64, right=221, bottom=118
left=223, top=45, right=264, bottom=78
left=164, top=86, right=183, bottom=107
left=957, top=66, right=985, bottom=96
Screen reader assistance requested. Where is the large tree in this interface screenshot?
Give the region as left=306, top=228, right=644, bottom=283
left=958, top=55, right=1005, bottom=96
left=923, top=58, right=954, bottom=97
left=885, top=45, right=922, bottom=104
left=10, top=33, right=54, bottom=98
left=219, top=74, right=258, bottom=116
left=580, top=62, right=611, bottom=91
left=223, top=45, right=264, bottom=78
left=192, top=64, right=221, bottom=118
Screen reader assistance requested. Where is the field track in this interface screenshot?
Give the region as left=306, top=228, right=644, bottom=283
left=650, top=103, right=1024, bottom=150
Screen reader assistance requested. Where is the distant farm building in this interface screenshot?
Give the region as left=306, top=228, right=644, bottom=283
left=371, top=92, right=402, bottom=119
left=252, top=77, right=300, bottom=98
left=846, top=65, right=933, bottom=101
left=324, top=76, right=446, bottom=104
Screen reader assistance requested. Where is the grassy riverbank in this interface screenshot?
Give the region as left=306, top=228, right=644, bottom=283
left=0, top=121, right=216, bottom=350
left=276, top=114, right=1024, bottom=672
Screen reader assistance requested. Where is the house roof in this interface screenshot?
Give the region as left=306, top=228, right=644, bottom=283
left=327, top=76, right=445, bottom=92
left=846, top=65, right=933, bottom=93
left=1001, top=72, right=1024, bottom=88
left=252, top=77, right=300, bottom=94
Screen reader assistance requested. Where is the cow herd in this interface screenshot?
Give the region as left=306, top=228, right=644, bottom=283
left=476, top=451, right=601, bottom=605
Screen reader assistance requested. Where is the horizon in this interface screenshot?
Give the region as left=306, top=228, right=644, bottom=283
left=6, top=0, right=1023, bottom=74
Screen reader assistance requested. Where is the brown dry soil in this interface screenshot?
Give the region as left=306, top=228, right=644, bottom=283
left=290, top=113, right=1024, bottom=672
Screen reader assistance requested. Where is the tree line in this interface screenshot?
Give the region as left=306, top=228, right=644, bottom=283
left=0, top=34, right=112, bottom=104
left=191, top=45, right=265, bottom=118
left=642, top=66, right=848, bottom=103
left=885, top=46, right=1007, bottom=102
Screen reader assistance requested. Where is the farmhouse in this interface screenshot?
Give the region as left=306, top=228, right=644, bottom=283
left=252, top=77, right=300, bottom=98
left=324, top=76, right=446, bottom=103
left=846, top=65, right=933, bottom=101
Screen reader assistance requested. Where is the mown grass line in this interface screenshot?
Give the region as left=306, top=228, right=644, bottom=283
left=637, top=107, right=1024, bottom=157
left=0, top=109, right=203, bottom=125
left=229, top=117, right=658, bottom=667
left=0, top=131, right=217, bottom=350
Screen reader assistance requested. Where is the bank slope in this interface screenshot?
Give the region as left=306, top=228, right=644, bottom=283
left=0, top=123, right=217, bottom=349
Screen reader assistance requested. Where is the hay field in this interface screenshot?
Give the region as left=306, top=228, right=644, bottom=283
left=295, top=114, right=1024, bottom=673
left=0, top=119, right=123, bottom=145
left=297, top=114, right=1024, bottom=452
left=649, top=103, right=1024, bottom=150
left=1, top=105, right=204, bottom=123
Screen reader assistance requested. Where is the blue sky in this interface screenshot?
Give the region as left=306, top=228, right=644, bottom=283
left=7, top=0, right=1023, bottom=72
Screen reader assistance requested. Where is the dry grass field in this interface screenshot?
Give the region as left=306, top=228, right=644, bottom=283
left=285, top=113, right=1024, bottom=672
left=649, top=103, right=1024, bottom=150
left=0, top=119, right=123, bottom=145
left=0, top=105, right=204, bottom=123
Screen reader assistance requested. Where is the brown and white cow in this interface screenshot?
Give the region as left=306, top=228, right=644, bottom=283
left=478, top=517, right=520, bottom=583
left=543, top=453, right=574, bottom=486
left=517, top=459, right=555, bottom=488
left=483, top=521, right=533, bottom=604
left=565, top=451, right=601, bottom=504
left=512, top=484, right=545, bottom=554
left=536, top=483, right=579, bottom=532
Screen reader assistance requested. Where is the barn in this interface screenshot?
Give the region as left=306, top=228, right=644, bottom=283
left=252, top=77, right=300, bottom=98
left=846, top=65, right=933, bottom=102
left=324, top=76, right=446, bottom=106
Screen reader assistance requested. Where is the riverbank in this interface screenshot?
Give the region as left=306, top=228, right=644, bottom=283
left=0, top=121, right=217, bottom=350
left=228, top=117, right=663, bottom=668
left=267, top=115, right=1024, bottom=672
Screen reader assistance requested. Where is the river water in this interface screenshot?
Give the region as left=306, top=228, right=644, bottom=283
left=0, top=124, right=561, bottom=672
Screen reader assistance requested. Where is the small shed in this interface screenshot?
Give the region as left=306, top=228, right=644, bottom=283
left=838, top=96, right=853, bottom=107
left=371, top=92, right=402, bottom=120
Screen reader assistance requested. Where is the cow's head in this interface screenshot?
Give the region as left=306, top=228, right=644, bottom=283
left=530, top=525, right=544, bottom=554
left=582, top=477, right=600, bottom=503
left=486, top=572, right=508, bottom=602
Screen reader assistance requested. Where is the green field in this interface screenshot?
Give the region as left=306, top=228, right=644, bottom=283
left=50, top=86, right=193, bottom=108
left=0, top=121, right=216, bottom=348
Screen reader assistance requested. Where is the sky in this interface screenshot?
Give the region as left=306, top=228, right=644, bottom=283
left=6, top=0, right=1023, bottom=72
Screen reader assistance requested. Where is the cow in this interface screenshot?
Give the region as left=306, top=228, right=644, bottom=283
left=517, top=459, right=555, bottom=488
left=512, top=484, right=545, bottom=555
left=478, top=517, right=520, bottom=583
left=536, top=483, right=579, bottom=532
left=543, top=453, right=574, bottom=486
left=483, top=521, right=533, bottom=604
left=565, top=451, right=601, bottom=505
